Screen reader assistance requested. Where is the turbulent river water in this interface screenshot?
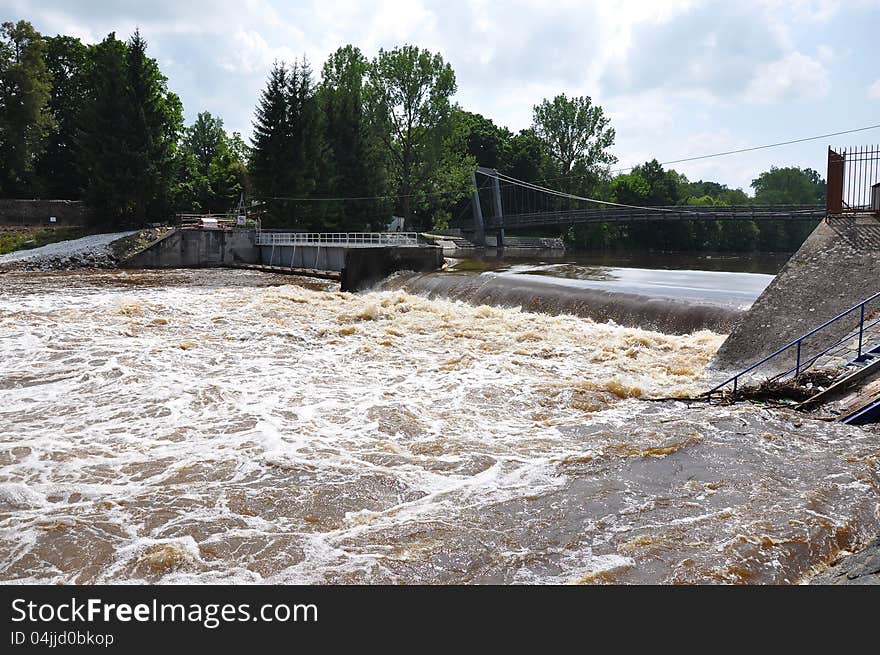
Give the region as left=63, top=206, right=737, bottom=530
left=1, top=259, right=878, bottom=584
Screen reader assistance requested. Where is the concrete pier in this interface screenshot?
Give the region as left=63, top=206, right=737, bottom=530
left=122, top=228, right=259, bottom=268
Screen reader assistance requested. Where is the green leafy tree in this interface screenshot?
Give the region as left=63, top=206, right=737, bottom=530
left=631, top=160, right=684, bottom=206
left=35, top=35, right=89, bottom=198
left=751, top=166, right=825, bottom=205
left=319, top=45, right=388, bottom=230
left=532, top=93, right=616, bottom=190
left=365, top=45, right=460, bottom=230
left=0, top=20, right=54, bottom=196
left=452, top=109, right=511, bottom=170
left=178, top=111, right=248, bottom=213
left=502, top=128, right=549, bottom=183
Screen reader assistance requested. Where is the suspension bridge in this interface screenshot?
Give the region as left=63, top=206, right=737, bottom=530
left=461, top=167, right=825, bottom=245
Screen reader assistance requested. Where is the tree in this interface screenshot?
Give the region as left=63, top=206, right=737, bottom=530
left=125, top=29, right=183, bottom=224
left=77, top=33, right=134, bottom=225
left=319, top=45, right=388, bottom=230
left=365, top=45, right=460, bottom=230
left=452, top=109, right=511, bottom=170
left=77, top=30, right=183, bottom=227
left=751, top=166, right=825, bottom=205
left=532, top=94, right=616, bottom=189
left=0, top=20, right=54, bottom=196
left=250, top=61, right=291, bottom=213
left=35, top=35, right=89, bottom=198
left=178, top=111, right=248, bottom=213
left=249, top=58, right=323, bottom=227
left=631, top=159, right=683, bottom=206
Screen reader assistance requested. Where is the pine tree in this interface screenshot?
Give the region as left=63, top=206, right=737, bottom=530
left=77, top=33, right=135, bottom=226
left=250, top=62, right=291, bottom=225
left=77, top=30, right=183, bottom=227
left=125, top=29, right=182, bottom=224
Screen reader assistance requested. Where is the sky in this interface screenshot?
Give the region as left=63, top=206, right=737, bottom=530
left=6, top=0, right=880, bottom=193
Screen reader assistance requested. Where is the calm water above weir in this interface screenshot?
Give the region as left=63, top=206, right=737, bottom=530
left=1, top=260, right=878, bottom=584
left=450, top=250, right=787, bottom=308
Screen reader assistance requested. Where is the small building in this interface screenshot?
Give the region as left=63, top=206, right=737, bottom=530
left=386, top=215, right=404, bottom=232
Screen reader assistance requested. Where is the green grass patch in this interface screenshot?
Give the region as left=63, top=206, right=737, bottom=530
left=0, top=227, right=92, bottom=255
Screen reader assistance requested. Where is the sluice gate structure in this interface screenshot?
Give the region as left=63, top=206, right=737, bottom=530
left=121, top=227, right=443, bottom=291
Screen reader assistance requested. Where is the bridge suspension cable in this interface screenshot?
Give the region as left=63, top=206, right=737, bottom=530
left=479, top=168, right=823, bottom=217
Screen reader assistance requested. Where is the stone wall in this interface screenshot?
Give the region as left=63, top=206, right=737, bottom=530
left=0, top=199, right=89, bottom=226
left=711, top=214, right=880, bottom=374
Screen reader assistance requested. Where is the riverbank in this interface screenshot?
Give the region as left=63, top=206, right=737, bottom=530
left=809, top=537, right=880, bottom=584
left=0, top=230, right=137, bottom=271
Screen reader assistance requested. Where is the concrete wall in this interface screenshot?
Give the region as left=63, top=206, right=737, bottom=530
left=123, top=229, right=260, bottom=268
left=0, top=199, right=89, bottom=226
left=341, top=246, right=444, bottom=292
left=711, top=214, right=880, bottom=373
left=123, top=228, right=443, bottom=290
left=260, top=244, right=347, bottom=270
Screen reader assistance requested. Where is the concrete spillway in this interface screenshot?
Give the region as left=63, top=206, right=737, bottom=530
left=711, top=214, right=880, bottom=373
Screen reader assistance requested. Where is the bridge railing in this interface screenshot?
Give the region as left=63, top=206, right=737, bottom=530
left=255, top=231, right=423, bottom=247
left=703, top=290, right=880, bottom=401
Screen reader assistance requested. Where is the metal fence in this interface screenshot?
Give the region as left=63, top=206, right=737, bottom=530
left=254, top=231, right=423, bottom=247
left=704, top=290, right=880, bottom=400
left=826, top=145, right=880, bottom=214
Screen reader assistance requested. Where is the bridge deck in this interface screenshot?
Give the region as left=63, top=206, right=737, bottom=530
left=480, top=205, right=826, bottom=229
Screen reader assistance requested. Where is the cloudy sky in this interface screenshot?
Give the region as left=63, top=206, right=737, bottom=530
left=7, top=0, right=880, bottom=192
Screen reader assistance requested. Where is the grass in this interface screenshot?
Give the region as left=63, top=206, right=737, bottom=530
left=0, top=227, right=92, bottom=255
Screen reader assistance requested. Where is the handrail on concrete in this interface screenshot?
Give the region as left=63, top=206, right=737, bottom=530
left=255, top=231, right=422, bottom=247
left=704, top=289, right=880, bottom=400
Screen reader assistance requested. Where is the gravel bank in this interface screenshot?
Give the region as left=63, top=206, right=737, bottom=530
left=0, top=231, right=136, bottom=271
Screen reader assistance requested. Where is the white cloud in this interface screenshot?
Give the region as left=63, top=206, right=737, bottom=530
left=221, top=30, right=299, bottom=75
left=11, top=0, right=879, bottom=190
left=744, top=52, right=830, bottom=104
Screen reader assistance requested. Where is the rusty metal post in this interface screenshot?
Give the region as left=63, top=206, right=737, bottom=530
left=826, top=147, right=845, bottom=215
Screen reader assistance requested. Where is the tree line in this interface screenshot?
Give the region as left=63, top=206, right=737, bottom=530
left=1, top=19, right=826, bottom=251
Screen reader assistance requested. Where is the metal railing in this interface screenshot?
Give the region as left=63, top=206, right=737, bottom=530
left=254, top=231, right=422, bottom=247
left=826, top=145, right=880, bottom=214
left=487, top=205, right=825, bottom=228
left=704, top=290, right=880, bottom=400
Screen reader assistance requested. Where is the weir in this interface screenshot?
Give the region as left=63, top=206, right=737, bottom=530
left=121, top=227, right=444, bottom=291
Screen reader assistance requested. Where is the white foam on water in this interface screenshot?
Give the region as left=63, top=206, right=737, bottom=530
left=0, top=269, right=877, bottom=584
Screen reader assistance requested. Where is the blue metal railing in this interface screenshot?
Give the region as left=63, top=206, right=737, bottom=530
left=704, top=290, right=880, bottom=400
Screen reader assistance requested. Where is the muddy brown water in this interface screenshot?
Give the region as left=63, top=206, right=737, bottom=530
left=0, top=267, right=877, bottom=584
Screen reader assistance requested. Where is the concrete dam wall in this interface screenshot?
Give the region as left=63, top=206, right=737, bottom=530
left=122, top=229, right=260, bottom=268
left=711, top=214, right=880, bottom=374
left=121, top=228, right=444, bottom=292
